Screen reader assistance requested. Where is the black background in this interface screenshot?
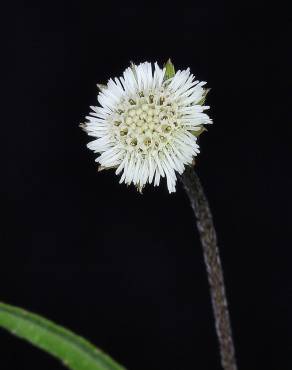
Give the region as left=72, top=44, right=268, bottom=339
left=1, top=1, right=291, bottom=370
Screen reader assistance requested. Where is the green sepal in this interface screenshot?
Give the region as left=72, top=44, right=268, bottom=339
left=164, top=59, right=175, bottom=79
left=197, top=88, right=211, bottom=106
left=191, top=126, right=208, bottom=137
left=97, top=84, right=107, bottom=91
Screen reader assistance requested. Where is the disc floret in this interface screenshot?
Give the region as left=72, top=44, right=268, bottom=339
left=110, top=91, right=180, bottom=155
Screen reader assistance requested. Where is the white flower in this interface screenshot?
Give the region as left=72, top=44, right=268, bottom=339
left=82, top=61, right=212, bottom=193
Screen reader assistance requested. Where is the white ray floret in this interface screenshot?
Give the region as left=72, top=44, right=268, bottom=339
left=83, top=61, right=212, bottom=193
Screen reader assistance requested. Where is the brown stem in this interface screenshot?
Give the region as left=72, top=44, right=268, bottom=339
left=180, top=166, right=237, bottom=370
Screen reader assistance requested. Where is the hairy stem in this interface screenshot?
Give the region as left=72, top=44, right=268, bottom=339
left=181, top=167, right=237, bottom=370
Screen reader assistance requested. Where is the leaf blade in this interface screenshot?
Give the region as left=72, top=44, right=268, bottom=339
left=0, top=302, right=126, bottom=370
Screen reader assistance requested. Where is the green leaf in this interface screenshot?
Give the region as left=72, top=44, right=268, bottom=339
left=0, top=302, right=126, bottom=370
left=164, top=59, right=175, bottom=79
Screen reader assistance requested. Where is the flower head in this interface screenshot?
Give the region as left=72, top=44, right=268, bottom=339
left=82, top=61, right=212, bottom=193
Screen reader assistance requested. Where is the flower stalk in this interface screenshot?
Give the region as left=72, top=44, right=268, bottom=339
left=181, top=166, right=237, bottom=370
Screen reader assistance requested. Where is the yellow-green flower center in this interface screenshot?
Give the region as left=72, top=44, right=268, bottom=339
left=111, top=94, right=180, bottom=154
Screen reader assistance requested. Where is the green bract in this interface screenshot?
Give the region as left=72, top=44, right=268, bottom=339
left=164, top=59, right=176, bottom=79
